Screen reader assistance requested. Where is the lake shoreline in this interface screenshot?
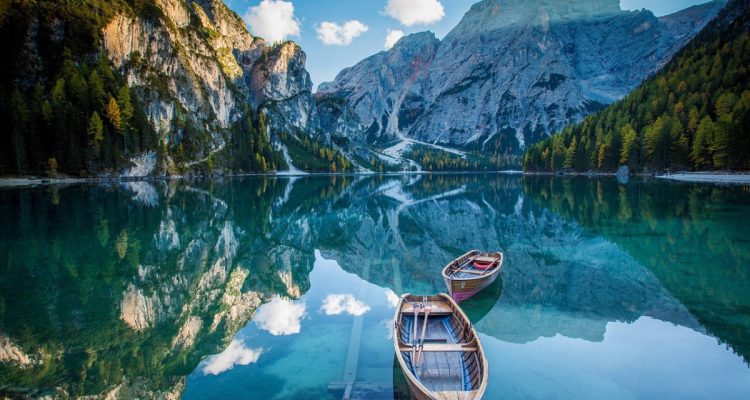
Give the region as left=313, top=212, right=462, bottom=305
left=655, top=172, right=750, bottom=184
left=0, top=170, right=524, bottom=188
left=523, top=170, right=750, bottom=184
left=4, top=170, right=749, bottom=188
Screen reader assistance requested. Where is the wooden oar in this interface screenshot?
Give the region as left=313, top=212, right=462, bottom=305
left=415, top=302, right=432, bottom=366
left=412, top=303, right=419, bottom=362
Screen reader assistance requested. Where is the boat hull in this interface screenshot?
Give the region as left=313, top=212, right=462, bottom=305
left=444, top=268, right=500, bottom=302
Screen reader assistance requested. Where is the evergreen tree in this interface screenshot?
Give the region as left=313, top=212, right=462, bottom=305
left=88, top=111, right=104, bottom=170
left=107, top=96, right=122, bottom=132
left=620, top=124, right=638, bottom=165
left=10, top=88, right=29, bottom=173
left=691, top=116, right=714, bottom=168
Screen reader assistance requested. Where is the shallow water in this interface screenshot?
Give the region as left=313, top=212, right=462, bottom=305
left=0, top=174, right=749, bottom=399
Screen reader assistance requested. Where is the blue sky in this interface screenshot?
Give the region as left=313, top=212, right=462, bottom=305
left=223, top=0, right=714, bottom=90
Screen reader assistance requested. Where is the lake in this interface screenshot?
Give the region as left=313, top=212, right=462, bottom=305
left=1, top=174, right=749, bottom=399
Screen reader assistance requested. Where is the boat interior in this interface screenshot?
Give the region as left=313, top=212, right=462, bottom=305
left=445, top=252, right=502, bottom=279
left=396, top=296, right=484, bottom=393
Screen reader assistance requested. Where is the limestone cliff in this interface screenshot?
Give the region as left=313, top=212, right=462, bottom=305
left=100, top=0, right=316, bottom=173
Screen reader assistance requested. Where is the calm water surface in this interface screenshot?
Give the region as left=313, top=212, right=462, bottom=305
left=0, top=174, right=749, bottom=399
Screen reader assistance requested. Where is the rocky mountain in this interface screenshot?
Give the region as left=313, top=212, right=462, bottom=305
left=524, top=0, right=750, bottom=172
left=0, top=0, right=731, bottom=175
left=0, top=0, right=328, bottom=177
left=316, top=0, right=726, bottom=161
left=103, top=0, right=325, bottom=168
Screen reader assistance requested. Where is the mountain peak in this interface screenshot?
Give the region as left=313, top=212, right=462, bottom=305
left=389, top=31, right=438, bottom=50
left=448, top=0, right=622, bottom=37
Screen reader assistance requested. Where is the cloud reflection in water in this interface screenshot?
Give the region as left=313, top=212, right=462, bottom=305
left=202, top=339, right=262, bottom=375
left=320, top=294, right=370, bottom=316
left=254, top=296, right=306, bottom=335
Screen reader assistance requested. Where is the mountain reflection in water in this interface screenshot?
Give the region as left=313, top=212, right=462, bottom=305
left=0, top=174, right=748, bottom=399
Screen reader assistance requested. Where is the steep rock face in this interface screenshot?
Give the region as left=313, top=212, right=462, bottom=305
left=101, top=0, right=316, bottom=161
left=317, top=0, right=725, bottom=153
left=318, top=32, right=440, bottom=146
left=248, top=42, right=318, bottom=134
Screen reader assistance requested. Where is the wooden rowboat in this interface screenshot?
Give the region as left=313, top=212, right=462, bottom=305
left=393, top=293, right=488, bottom=400
left=442, top=250, right=503, bottom=303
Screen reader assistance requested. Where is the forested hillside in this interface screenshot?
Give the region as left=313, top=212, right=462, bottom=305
left=524, top=0, right=750, bottom=173
left=1, top=1, right=153, bottom=175
left=0, top=1, right=351, bottom=176
left=0, top=0, right=285, bottom=176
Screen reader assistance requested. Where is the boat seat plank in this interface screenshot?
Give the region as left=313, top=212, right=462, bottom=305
left=399, top=344, right=477, bottom=352
left=401, top=301, right=453, bottom=314
left=456, top=270, right=488, bottom=275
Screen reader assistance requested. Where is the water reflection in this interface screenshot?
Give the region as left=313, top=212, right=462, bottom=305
left=253, top=297, right=306, bottom=336
left=0, top=174, right=748, bottom=398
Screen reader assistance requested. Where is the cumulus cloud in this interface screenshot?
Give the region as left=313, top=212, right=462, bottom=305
left=384, top=0, right=445, bottom=26
left=244, top=0, right=300, bottom=43
left=316, top=20, right=368, bottom=46
left=384, top=289, right=400, bottom=308
left=384, top=29, right=406, bottom=49
left=202, top=340, right=262, bottom=375
left=254, top=296, right=306, bottom=335
left=321, top=294, right=370, bottom=316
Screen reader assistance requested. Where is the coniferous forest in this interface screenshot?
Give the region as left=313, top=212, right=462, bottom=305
left=0, top=1, right=161, bottom=176
left=0, top=1, right=334, bottom=176
left=524, top=0, right=750, bottom=173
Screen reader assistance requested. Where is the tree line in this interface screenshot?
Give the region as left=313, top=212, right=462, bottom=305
left=524, top=1, right=750, bottom=173
left=278, top=132, right=353, bottom=172
left=405, top=146, right=520, bottom=172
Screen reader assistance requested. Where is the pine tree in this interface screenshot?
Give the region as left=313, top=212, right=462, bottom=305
left=711, top=120, right=731, bottom=169
left=116, top=86, right=134, bottom=128
left=619, top=124, right=638, bottom=165
left=107, top=96, right=122, bottom=132
left=10, top=88, right=29, bottom=173
left=116, top=87, right=133, bottom=154
left=88, top=112, right=104, bottom=170
left=691, top=116, right=713, bottom=168
left=563, top=136, right=577, bottom=169
left=88, top=70, right=106, bottom=108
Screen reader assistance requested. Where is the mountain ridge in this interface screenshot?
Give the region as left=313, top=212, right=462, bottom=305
left=316, top=0, right=726, bottom=167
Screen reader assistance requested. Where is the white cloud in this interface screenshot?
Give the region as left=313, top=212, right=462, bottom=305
left=254, top=296, right=306, bottom=335
left=384, top=289, right=400, bottom=308
left=384, top=29, right=406, bottom=49
left=244, top=0, right=300, bottom=43
left=202, top=340, right=262, bottom=375
left=316, top=20, right=368, bottom=46
left=384, top=0, right=445, bottom=26
left=321, top=294, right=370, bottom=316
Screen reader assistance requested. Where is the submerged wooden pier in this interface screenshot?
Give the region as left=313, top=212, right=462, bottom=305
left=328, top=258, right=404, bottom=399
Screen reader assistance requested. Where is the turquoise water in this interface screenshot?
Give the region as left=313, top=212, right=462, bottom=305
left=0, top=175, right=749, bottom=399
